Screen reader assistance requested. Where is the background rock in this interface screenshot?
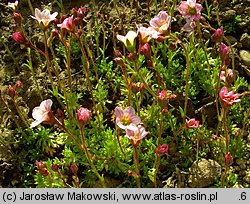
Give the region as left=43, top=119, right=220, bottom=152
left=188, top=159, right=222, bottom=188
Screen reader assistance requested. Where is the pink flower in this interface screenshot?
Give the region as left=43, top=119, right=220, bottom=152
left=155, top=144, right=169, bottom=155
left=57, top=15, right=75, bottom=33
left=117, top=31, right=137, bottom=52
left=31, top=8, right=58, bottom=29
left=77, top=107, right=91, bottom=126
left=186, top=118, right=199, bottom=129
left=219, top=86, right=240, bottom=107
left=137, top=26, right=154, bottom=44
left=114, top=106, right=141, bottom=130
left=158, top=90, right=167, bottom=100
left=30, top=99, right=53, bottom=128
left=125, top=125, right=148, bottom=146
left=178, top=0, right=202, bottom=21
left=149, top=11, right=170, bottom=39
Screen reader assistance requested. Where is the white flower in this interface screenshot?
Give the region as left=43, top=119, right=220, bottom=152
left=31, top=8, right=58, bottom=28
left=30, top=99, right=53, bottom=128
left=7, top=1, right=18, bottom=10
left=117, top=31, right=137, bottom=52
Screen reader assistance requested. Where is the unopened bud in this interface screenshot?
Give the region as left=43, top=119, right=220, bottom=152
left=77, top=107, right=91, bottom=126
left=70, top=163, right=78, bottom=175
left=109, top=16, right=114, bottom=23
left=212, top=26, right=224, bottom=43
left=114, top=26, right=119, bottom=33
left=56, top=108, right=64, bottom=122
left=7, top=85, right=17, bottom=98
left=71, top=8, right=77, bottom=16
left=52, top=164, right=59, bottom=172
left=168, top=42, right=177, bottom=51
left=115, top=50, right=122, bottom=58
left=162, top=108, right=168, bottom=115
left=212, top=134, right=218, bottom=140
left=12, top=12, right=22, bottom=26
left=15, top=80, right=23, bottom=87
left=77, top=6, right=86, bottom=19
left=114, top=57, right=123, bottom=64
left=128, top=52, right=135, bottom=61
left=40, top=168, right=49, bottom=176
left=120, top=11, right=126, bottom=19
left=155, top=144, right=169, bottom=155
left=12, top=32, right=29, bottom=46
left=225, top=153, right=233, bottom=166
left=140, top=43, right=151, bottom=59
left=131, top=83, right=140, bottom=94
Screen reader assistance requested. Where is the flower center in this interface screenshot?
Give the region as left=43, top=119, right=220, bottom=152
left=121, top=116, right=131, bottom=126
left=188, top=7, right=197, bottom=15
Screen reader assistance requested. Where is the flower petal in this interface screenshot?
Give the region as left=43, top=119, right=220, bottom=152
left=124, top=106, right=136, bottom=116
left=114, top=106, right=124, bottom=118
left=30, top=119, right=42, bottom=128
left=131, top=116, right=141, bottom=125
left=32, top=107, right=45, bottom=120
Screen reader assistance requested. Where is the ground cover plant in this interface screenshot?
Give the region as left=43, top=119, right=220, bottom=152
left=0, top=0, right=249, bottom=188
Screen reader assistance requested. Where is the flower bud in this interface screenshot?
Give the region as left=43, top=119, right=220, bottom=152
left=70, top=163, right=78, bottom=175
left=212, top=134, right=218, bottom=140
left=12, top=12, right=22, bottom=26
left=131, top=83, right=140, bottom=94
left=139, top=83, right=145, bottom=93
left=109, top=16, right=114, bottom=23
left=15, top=80, right=23, bottom=88
left=51, top=164, right=59, bottom=172
left=71, top=8, right=77, bottom=16
left=140, top=43, right=151, bottom=59
left=36, top=160, right=46, bottom=171
left=128, top=52, right=135, bottom=61
left=56, top=108, right=64, bottom=125
left=114, top=57, right=123, bottom=64
left=12, top=32, right=29, bottom=46
left=168, top=42, right=177, bottom=51
left=155, top=144, right=169, bottom=155
left=127, top=170, right=138, bottom=178
left=162, top=108, right=168, bottom=115
left=219, top=43, right=229, bottom=64
left=40, top=168, right=50, bottom=176
left=115, top=50, right=122, bottom=58
left=212, top=26, right=224, bottom=43
left=7, top=85, right=17, bottom=98
left=77, top=6, right=86, bottom=19
left=77, top=107, right=91, bottom=126
left=225, top=153, right=233, bottom=166
left=114, top=26, right=119, bottom=33
left=120, top=11, right=126, bottom=19
left=147, top=59, right=153, bottom=67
